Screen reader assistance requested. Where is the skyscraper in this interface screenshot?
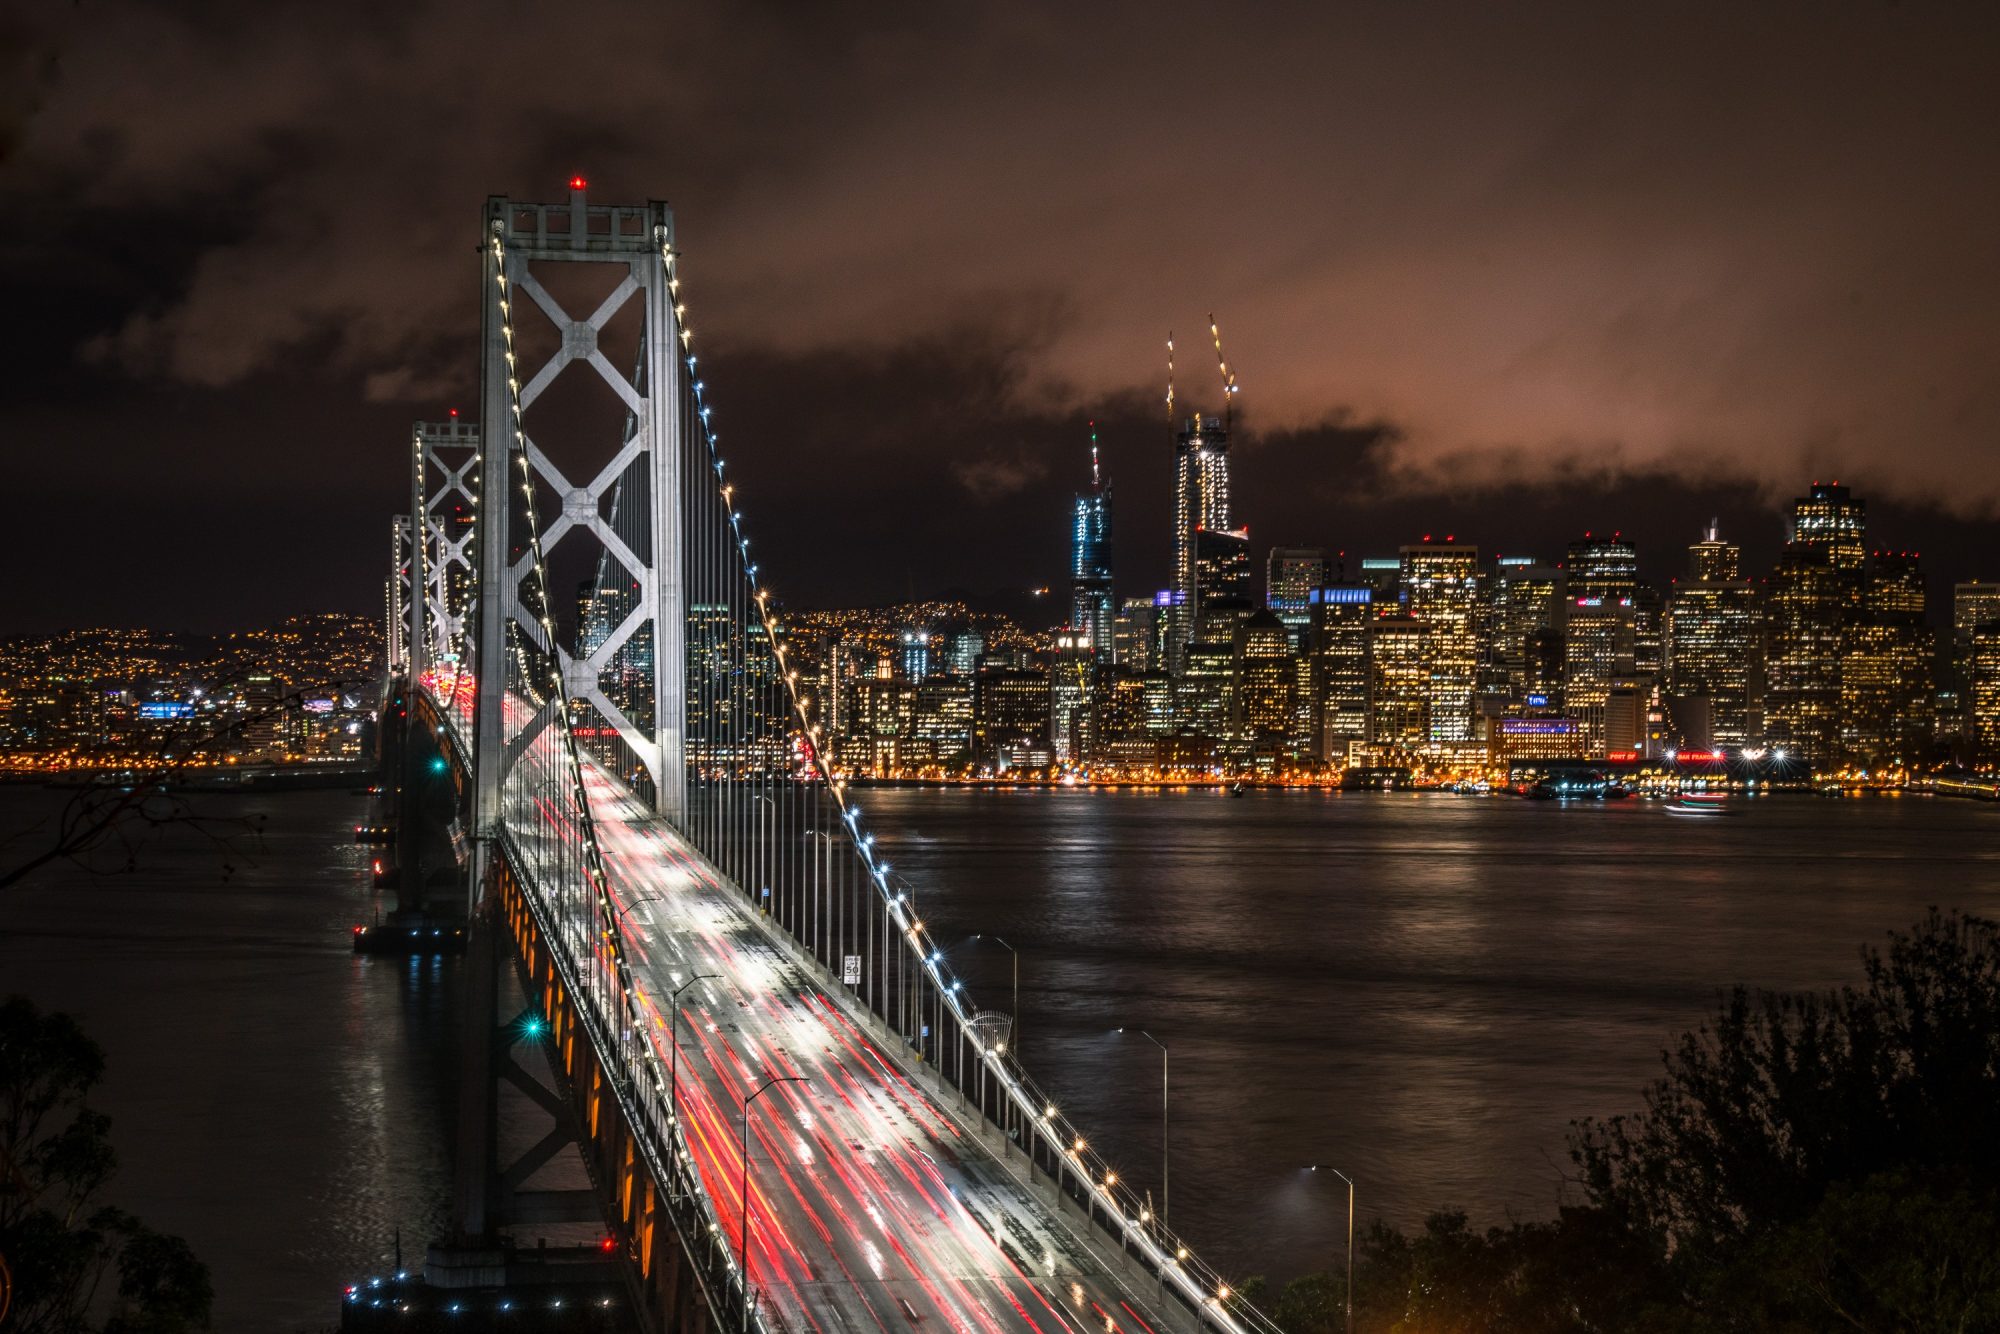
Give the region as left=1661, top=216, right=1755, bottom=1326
left=1766, top=543, right=1843, bottom=767
left=1665, top=523, right=1764, bottom=747
left=1265, top=547, right=1328, bottom=650
left=1400, top=540, right=1481, bottom=745
left=1233, top=610, right=1296, bottom=752
left=1688, top=524, right=1740, bottom=581
left=1367, top=616, right=1429, bottom=752
left=898, top=629, right=931, bottom=684
left=1973, top=623, right=2000, bottom=771
left=1790, top=482, right=1867, bottom=579
left=1071, top=427, right=1115, bottom=660
left=1174, top=640, right=1235, bottom=757
left=1169, top=413, right=1231, bottom=673
left=1050, top=629, right=1096, bottom=765
left=1358, top=558, right=1402, bottom=609
left=1839, top=551, right=1932, bottom=768
left=1488, top=559, right=1564, bottom=703
left=1113, top=597, right=1162, bottom=673
left=1564, top=533, right=1638, bottom=603
left=1952, top=582, right=2000, bottom=712
left=1564, top=596, right=1636, bottom=757
left=1309, top=584, right=1373, bottom=762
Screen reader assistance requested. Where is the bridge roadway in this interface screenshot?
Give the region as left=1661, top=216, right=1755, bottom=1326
left=507, top=756, right=1199, bottom=1334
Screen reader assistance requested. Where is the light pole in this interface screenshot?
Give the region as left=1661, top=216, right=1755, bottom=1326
left=740, top=1074, right=808, bottom=1329
left=609, top=895, right=668, bottom=1072
left=1307, top=1164, right=1355, bottom=1334
left=973, top=934, right=1020, bottom=1060
left=749, top=793, right=775, bottom=917
left=668, top=973, right=721, bottom=1128
left=892, top=875, right=920, bottom=1045
left=804, top=829, right=837, bottom=966
left=613, top=893, right=668, bottom=927
left=973, top=934, right=1020, bottom=1138
left=1118, top=1028, right=1169, bottom=1228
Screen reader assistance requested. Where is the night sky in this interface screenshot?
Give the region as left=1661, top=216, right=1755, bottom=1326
left=5, top=2, right=1998, bottom=632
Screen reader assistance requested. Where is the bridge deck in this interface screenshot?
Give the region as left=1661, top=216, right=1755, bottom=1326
left=526, top=760, right=1192, bottom=1334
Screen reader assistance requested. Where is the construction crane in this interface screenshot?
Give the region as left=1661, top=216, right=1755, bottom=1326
left=1209, top=313, right=1240, bottom=431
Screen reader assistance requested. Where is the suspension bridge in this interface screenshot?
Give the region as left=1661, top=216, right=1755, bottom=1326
left=373, top=182, right=1282, bottom=1334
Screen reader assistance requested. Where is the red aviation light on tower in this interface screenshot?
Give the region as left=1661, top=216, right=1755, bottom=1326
left=568, top=174, right=588, bottom=192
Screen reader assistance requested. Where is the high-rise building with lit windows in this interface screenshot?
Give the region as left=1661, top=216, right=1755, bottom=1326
left=1194, top=528, right=1253, bottom=619
left=1631, top=582, right=1666, bottom=681
left=974, top=671, right=1051, bottom=767
left=1265, top=547, right=1327, bottom=650
left=912, top=679, right=973, bottom=764
left=1973, top=623, right=2000, bottom=771
left=1790, top=482, right=1868, bottom=579
left=1400, top=541, right=1480, bottom=745
left=1094, top=670, right=1172, bottom=763
left=1050, top=630, right=1096, bottom=765
left=1565, top=533, right=1638, bottom=603
left=938, top=627, right=984, bottom=677
left=1839, top=552, right=1932, bottom=768
left=1071, top=432, right=1115, bottom=661
left=1689, top=524, right=1740, bottom=582
left=1665, top=523, right=1763, bottom=747
left=1488, top=559, right=1564, bottom=703
left=1232, top=610, right=1296, bottom=747
left=1952, top=582, right=2000, bottom=715
left=1175, top=640, right=1235, bottom=753
left=1168, top=413, right=1231, bottom=673
left=898, top=629, right=931, bottom=684
left=1113, top=597, right=1162, bottom=673
left=1358, top=558, right=1402, bottom=609
left=1564, top=597, right=1636, bottom=756
left=1766, top=543, right=1843, bottom=767
left=1309, top=584, right=1373, bottom=761
left=1367, top=615, right=1429, bottom=752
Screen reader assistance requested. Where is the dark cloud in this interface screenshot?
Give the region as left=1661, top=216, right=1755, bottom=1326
left=3, top=1, right=1999, bottom=630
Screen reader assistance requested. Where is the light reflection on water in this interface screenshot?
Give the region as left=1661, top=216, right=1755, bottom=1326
left=2, top=784, right=1997, bottom=1317
left=0, top=787, right=454, bottom=1331
left=857, top=787, right=2000, bottom=1282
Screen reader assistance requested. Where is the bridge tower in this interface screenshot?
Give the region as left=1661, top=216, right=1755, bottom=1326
left=388, top=515, right=416, bottom=672
left=453, top=183, right=690, bottom=1250
left=411, top=416, right=481, bottom=683
left=473, top=182, right=687, bottom=865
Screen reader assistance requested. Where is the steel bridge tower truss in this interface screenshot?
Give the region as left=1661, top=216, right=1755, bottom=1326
left=389, top=514, right=417, bottom=672
left=474, top=186, right=686, bottom=847
left=411, top=416, right=481, bottom=686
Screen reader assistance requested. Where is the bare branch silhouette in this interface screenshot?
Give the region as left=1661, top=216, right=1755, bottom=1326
left=0, top=671, right=378, bottom=892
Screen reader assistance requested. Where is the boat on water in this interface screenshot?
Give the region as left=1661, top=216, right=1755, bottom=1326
left=1665, top=792, right=1736, bottom=817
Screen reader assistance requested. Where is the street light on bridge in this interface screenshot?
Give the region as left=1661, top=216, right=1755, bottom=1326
left=611, top=893, right=668, bottom=927
left=739, top=1074, right=808, bottom=1330
left=668, top=973, right=720, bottom=1128
left=1115, top=1027, right=1169, bottom=1230
left=803, top=828, right=839, bottom=965
left=971, top=934, right=1021, bottom=1058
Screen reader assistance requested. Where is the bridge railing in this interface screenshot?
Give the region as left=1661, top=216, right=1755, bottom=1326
left=496, top=819, right=760, bottom=1333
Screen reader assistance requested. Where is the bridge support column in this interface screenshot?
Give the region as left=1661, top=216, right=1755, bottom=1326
left=450, top=883, right=500, bottom=1240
